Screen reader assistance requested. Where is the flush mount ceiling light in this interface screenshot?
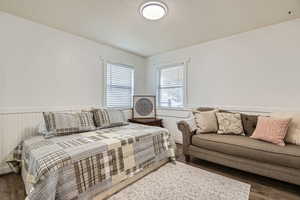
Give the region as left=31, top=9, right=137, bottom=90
left=140, top=1, right=168, bottom=20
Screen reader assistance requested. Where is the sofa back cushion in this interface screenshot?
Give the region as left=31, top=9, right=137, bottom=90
left=271, top=112, right=300, bottom=145
left=241, top=114, right=258, bottom=136
left=251, top=116, right=291, bottom=146
left=195, top=107, right=215, bottom=112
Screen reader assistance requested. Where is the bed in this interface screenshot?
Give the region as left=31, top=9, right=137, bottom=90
left=19, top=123, right=175, bottom=200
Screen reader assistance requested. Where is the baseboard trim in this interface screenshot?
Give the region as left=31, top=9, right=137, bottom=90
left=0, top=164, right=12, bottom=175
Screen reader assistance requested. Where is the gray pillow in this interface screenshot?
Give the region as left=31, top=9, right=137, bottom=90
left=92, top=108, right=126, bottom=128
left=43, top=111, right=96, bottom=137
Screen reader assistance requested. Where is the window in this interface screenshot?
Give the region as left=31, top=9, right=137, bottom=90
left=158, top=64, right=186, bottom=108
left=105, top=63, right=134, bottom=108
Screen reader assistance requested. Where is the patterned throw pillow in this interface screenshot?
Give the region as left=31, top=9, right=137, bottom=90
left=193, top=110, right=218, bottom=134
left=76, top=111, right=96, bottom=132
left=271, top=112, right=300, bottom=145
left=91, top=109, right=111, bottom=128
left=43, top=111, right=96, bottom=137
left=92, top=108, right=125, bottom=128
left=251, top=116, right=291, bottom=146
left=216, top=112, right=244, bottom=135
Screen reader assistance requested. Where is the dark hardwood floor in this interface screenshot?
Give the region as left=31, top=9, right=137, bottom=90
left=0, top=144, right=299, bottom=200
left=0, top=173, right=26, bottom=200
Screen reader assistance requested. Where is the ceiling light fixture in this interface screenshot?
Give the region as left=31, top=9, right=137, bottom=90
left=140, top=1, right=168, bottom=21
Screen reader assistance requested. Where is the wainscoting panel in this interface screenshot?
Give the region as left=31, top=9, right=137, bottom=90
left=0, top=107, right=131, bottom=175
left=0, top=112, right=43, bottom=174
left=157, top=108, right=193, bottom=144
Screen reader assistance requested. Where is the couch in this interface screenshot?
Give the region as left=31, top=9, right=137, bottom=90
left=177, top=107, right=300, bottom=186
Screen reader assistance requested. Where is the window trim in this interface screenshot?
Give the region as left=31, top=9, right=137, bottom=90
left=156, top=62, right=187, bottom=108
left=103, top=61, right=135, bottom=109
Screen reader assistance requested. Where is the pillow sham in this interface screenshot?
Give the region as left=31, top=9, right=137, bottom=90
left=91, top=108, right=126, bottom=128
left=216, top=112, right=244, bottom=135
left=193, top=109, right=218, bottom=133
left=43, top=111, right=96, bottom=137
left=251, top=116, right=291, bottom=146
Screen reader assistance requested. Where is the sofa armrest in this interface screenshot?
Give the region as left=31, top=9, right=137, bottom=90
left=177, top=118, right=196, bottom=156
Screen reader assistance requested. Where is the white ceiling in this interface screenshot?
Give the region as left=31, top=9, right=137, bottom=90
left=0, top=0, right=299, bottom=57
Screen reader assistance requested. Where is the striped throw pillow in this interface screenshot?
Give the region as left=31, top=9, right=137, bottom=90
left=43, top=111, right=96, bottom=137
left=77, top=111, right=96, bottom=132
left=91, top=108, right=125, bottom=128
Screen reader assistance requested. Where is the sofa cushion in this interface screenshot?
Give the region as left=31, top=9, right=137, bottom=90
left=195, top=107, right=215, bottom=112
left=192, top=134, right=300, bottom=169
left=241, top=114, right=258, bottom=136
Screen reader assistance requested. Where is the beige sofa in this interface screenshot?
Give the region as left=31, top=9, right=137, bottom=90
left=177, top=108, right=300, bottom=186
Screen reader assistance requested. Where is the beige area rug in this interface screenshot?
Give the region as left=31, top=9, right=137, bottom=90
left=108, top=162, right=250, bottom=200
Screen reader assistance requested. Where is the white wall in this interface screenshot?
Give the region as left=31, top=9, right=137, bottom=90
left=147, top=18, right=300, bottom=144
left=0, top=12, right=146, bottom=112
left=146, top=18, right=300, bottom=112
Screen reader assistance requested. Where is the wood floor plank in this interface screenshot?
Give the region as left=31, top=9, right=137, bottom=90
left=0, top=173, right=26, bottom=200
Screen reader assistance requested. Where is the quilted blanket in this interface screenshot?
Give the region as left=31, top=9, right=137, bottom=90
left=19, top=123, right=175, bottom=200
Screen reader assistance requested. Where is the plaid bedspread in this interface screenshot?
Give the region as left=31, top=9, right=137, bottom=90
left=18, top=123, right=175, bottom=200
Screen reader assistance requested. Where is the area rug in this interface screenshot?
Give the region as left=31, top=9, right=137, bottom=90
left=108, top=162, right=251, bottom=200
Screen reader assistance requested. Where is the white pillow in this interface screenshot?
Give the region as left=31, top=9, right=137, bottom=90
left=271, top=112, right=300, bottom=145
left=194, top=110, right=218, bottom=133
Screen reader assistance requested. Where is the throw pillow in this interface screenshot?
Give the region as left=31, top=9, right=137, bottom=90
left=271, top=112, right=300, bottom=145
left=43, top=111, right=96, bottom=137
left=251, top=116, right=291, bottom=146
left=91, top=108, right=111, bottom=128
left=193, top=110, right=218, bottom=133
left=216, top=112, right=244, bottom=135
left=76, top=111, right=96, bottom=132
left=92, top=108, right=126, bottom=128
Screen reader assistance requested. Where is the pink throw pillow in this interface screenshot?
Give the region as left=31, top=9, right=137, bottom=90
left=251, top=116, right=291, bottom=146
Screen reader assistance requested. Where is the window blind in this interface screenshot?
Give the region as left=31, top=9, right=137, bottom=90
left=158, top=64, right=184, bottom=107
left=105, top=63, right=134, bottom=108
